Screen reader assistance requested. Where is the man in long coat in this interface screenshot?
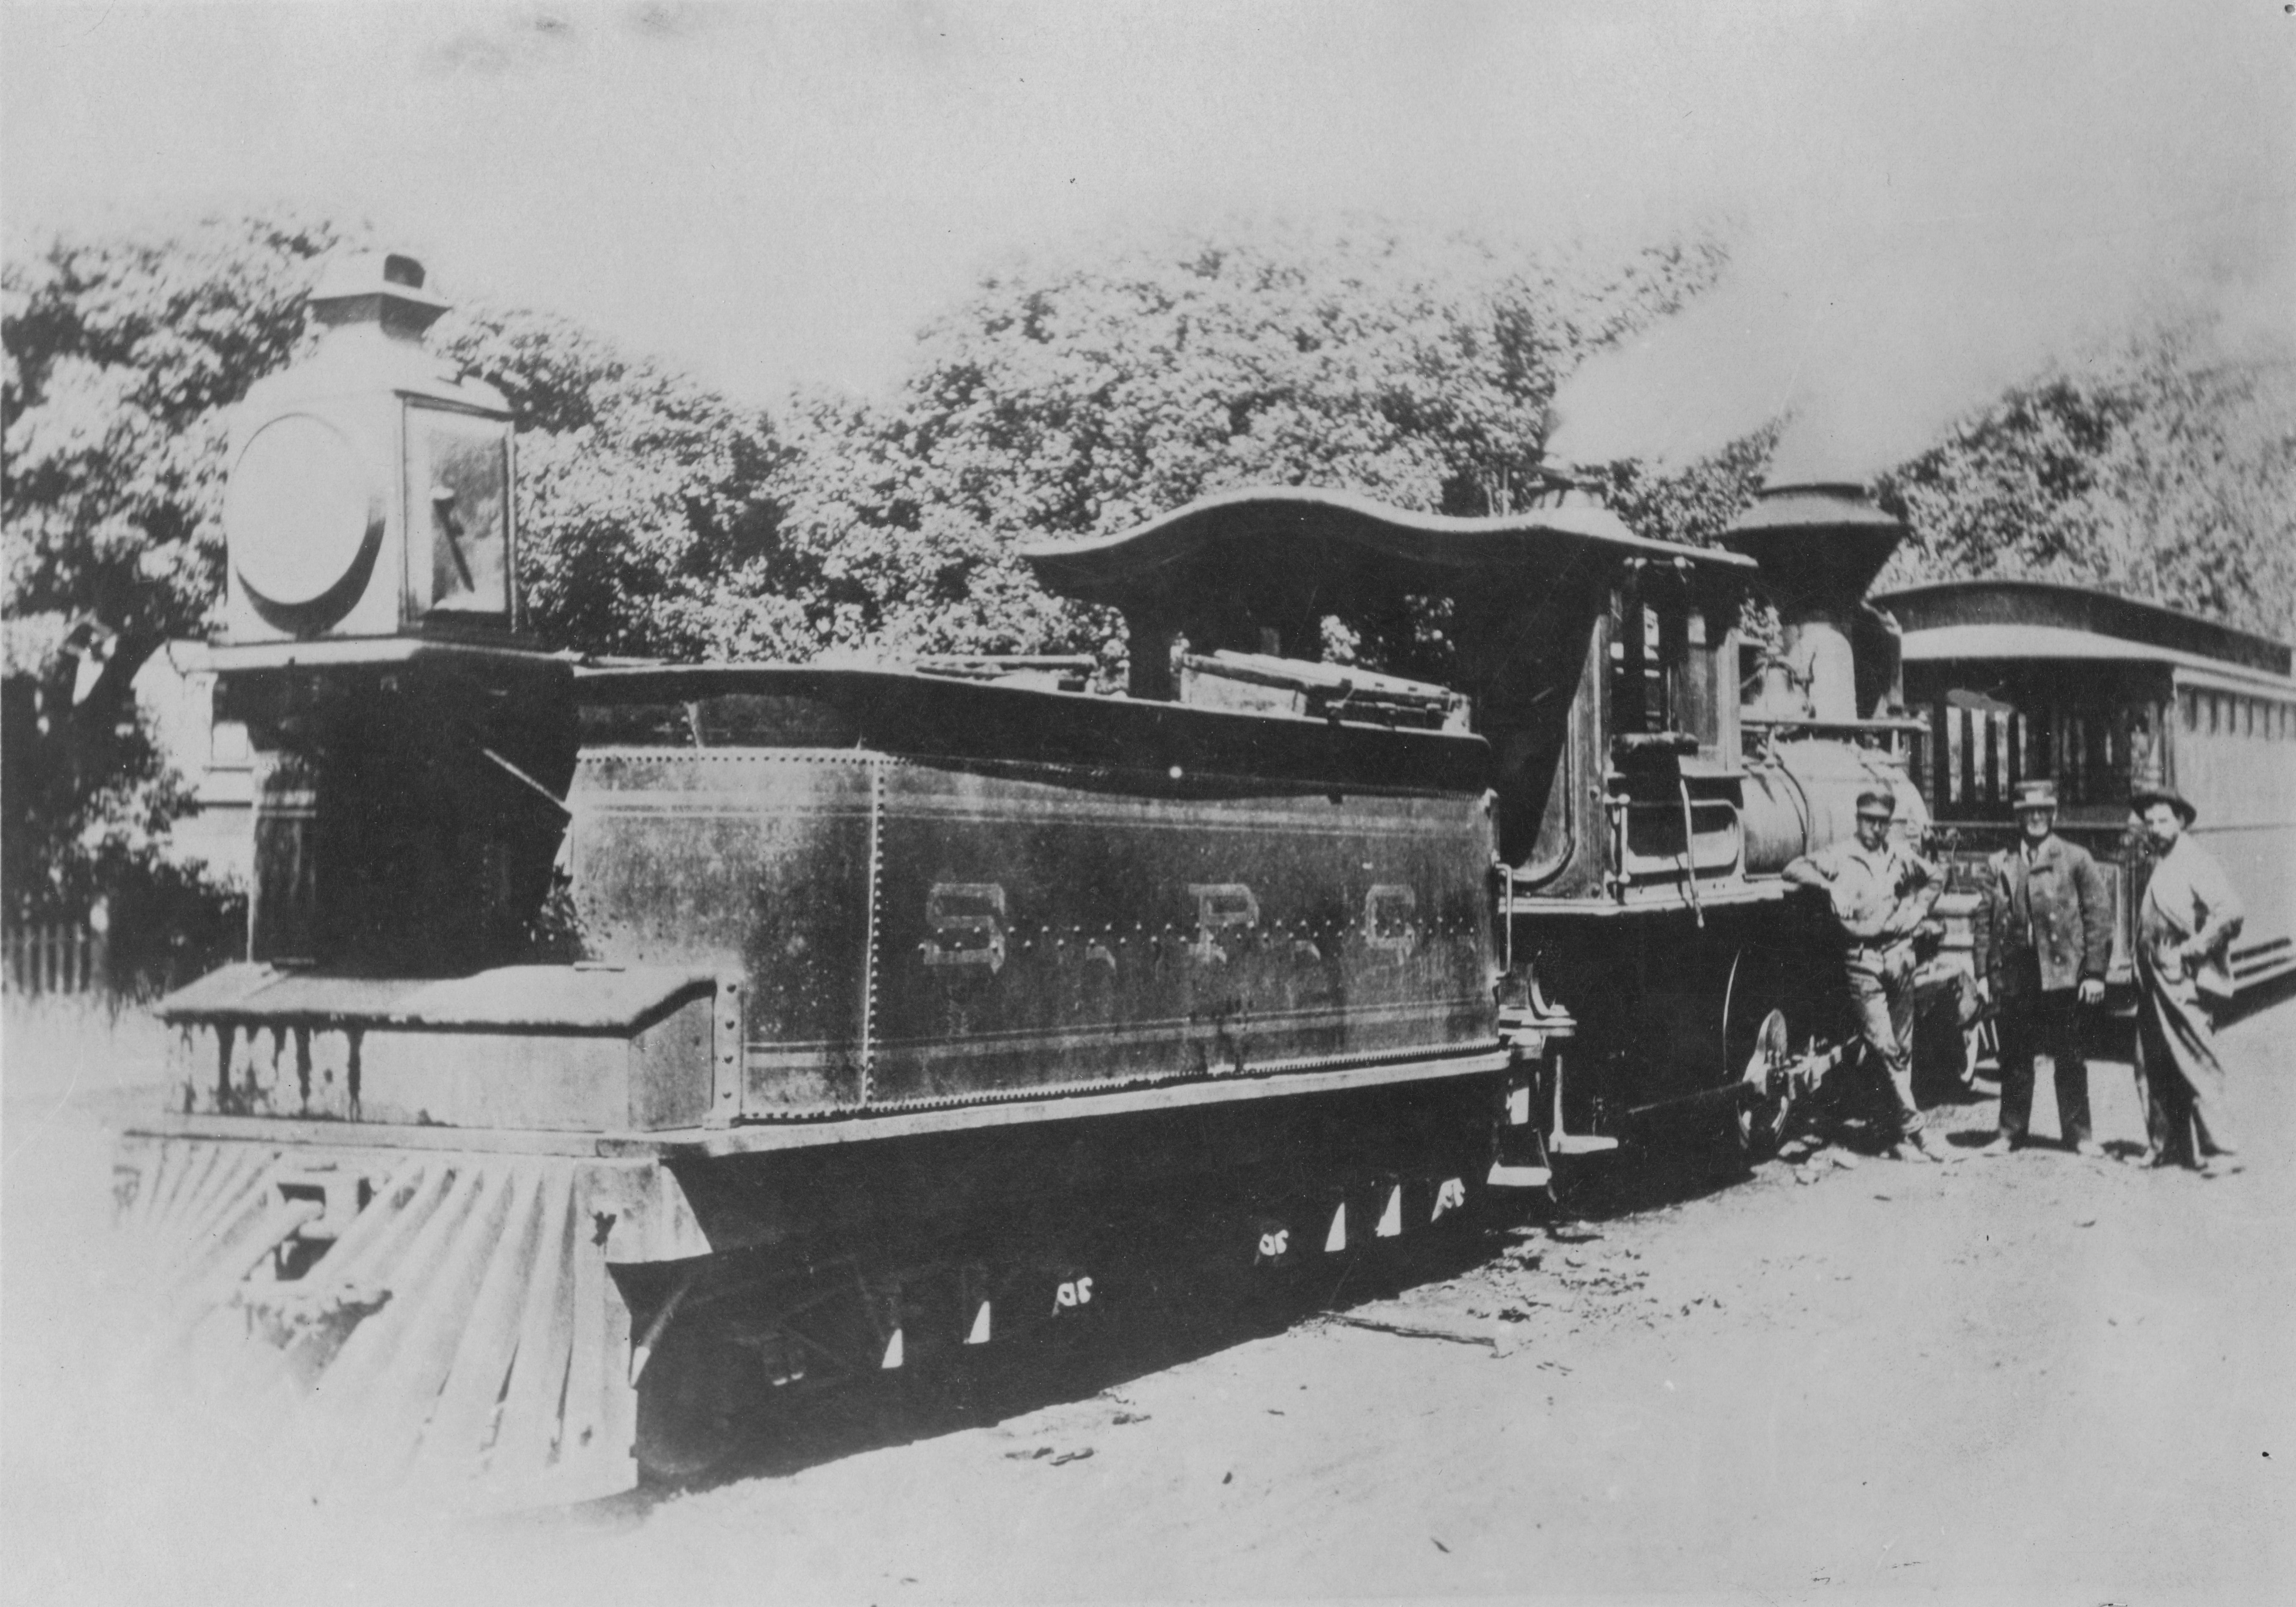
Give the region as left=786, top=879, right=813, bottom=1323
left=1976, top=780, right=2112, bottom=1156
left=2129, top=784, right=2244, bottom=1172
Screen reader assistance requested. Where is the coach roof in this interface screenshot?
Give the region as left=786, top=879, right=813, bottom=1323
left=1876, top=578, right=2290, bottom=679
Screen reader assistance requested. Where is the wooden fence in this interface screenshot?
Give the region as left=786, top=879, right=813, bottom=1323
left=3, top=925, right=108, bottom=997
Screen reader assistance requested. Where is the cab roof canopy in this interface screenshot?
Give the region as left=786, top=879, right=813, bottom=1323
left=1024, top=486, right=1753, bottom=623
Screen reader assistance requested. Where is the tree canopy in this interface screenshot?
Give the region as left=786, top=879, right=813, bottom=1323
left=1877, top=321, right=2296, bottom=638
left=3, top=208, right=364, bottom=684
left=715, top=221, right=1730, bottom=667
left=0, top=208, right=786, bottom=925
left=3, top=209, right=363, bottom=928
left=429, top=303, right=788, bottom=659
left=6, top=205, right=2293, bottom=935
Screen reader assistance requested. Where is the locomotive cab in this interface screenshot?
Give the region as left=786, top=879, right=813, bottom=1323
left=1021, top=480, right=1951, bottom=1159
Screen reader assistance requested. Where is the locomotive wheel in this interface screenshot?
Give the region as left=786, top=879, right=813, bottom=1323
left=1732, top=1008, right=1796, bottom=1162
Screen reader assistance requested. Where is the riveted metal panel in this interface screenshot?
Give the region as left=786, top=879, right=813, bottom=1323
left=563, top=725, right=1497, bottom=1117
left=865, top=760, right=1496, bottom=1105
left=568, top=748, right=875, bottom=1113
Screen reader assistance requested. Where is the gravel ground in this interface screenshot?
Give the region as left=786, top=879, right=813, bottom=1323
left=5, top=988, right=2291, bottom=1604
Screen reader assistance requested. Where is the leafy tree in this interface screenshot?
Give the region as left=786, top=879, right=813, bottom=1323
left=4, top=207, right=367, bottom=683
left=3, top=207, right=364, bottom=927
left=1, top=210, right=789, bottom=931
left=731, top=220, right=1730, bottom=670
left=1592, top=423, right=1781, bottom=551
left=1876, top=323, right=2296, bottom=638
left=428, top=304, right=791, bottom=659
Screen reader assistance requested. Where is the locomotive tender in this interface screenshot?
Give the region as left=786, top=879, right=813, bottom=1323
left=118, top=254, right=1938, bottom=1504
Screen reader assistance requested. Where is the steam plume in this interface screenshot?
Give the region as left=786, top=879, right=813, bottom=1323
left=1545, top=6, right=2296, bottom=483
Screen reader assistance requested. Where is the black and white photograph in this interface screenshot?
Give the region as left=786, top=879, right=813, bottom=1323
left=3, top=3, right=2293, bottom=1601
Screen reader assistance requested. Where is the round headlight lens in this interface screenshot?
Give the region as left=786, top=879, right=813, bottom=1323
left=227, top=414, right=380, bottom=611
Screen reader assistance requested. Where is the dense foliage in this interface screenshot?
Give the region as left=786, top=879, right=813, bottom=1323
left=1877, top=323, right=2296, bottom=638
left=0, top=210, right=786, bottom=928
left=3, top=209, right=359, bottom=928
left=6, top=205, right=2291, bottom=946
left=429, top=305, right=789, bottom=659
left=724, top=223, right=1730, bottom=667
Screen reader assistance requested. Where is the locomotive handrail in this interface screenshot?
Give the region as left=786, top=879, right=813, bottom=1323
left=1742, top=715, right=1929, bottom=737
left=1678, top=775, right=1706, bottom=928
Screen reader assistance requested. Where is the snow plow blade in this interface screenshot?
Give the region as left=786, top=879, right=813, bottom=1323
left=113, top=1131, right=704, bottom=1510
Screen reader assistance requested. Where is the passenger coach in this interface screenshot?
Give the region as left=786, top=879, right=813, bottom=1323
left=1878, top=579, right=2296, bottom=1001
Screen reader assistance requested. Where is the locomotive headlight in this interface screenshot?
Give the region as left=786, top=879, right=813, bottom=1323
left=218, top=251, right=517, bottom=645
left=227, top=413, right=384, bottom=623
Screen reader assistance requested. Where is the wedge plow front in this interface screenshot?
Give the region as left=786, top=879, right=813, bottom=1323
left=113, top=1133, right=698, bottom=1509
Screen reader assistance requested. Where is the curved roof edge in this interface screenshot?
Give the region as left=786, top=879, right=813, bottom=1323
left=1874, top=579, right=2290, bottom=678
left=1023, top=485, right=1753, bottom=604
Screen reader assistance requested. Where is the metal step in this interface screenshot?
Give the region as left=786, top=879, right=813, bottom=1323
left=1545, top=1133, right=1621, bottom=1156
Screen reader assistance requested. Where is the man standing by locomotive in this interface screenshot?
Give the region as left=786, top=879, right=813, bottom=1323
left=1976, top=780, right=2111, bottom=1157
left=2129, top=784, right=2244, bottom=1172
left=1783, top=788, right=1952, bottom=1161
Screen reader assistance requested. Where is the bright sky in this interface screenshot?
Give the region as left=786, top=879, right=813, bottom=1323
left=6, top=1, right=2293, bottom=472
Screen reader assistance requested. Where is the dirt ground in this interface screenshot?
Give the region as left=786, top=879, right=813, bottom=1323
left=4, top=990, right=2291, bottom=1605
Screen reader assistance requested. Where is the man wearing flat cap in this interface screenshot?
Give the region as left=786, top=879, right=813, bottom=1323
left=1975, top=779, right=2112, bottom=1157
left=2130, top=784, right=2244, bottom=1172
left=1784, top=787, right=1951, bottom=1161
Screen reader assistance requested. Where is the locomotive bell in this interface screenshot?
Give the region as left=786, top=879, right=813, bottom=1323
left=222, top=252, right=516, bottom=644
left=1722, top=482, right=1904, bottom=722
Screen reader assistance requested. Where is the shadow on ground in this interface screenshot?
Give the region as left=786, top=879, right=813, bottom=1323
left=580, top=1113, right=1790, bottom=1519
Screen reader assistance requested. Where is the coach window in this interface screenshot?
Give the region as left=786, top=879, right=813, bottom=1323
left=1939, top=695, right=2021, bottom=814
left=2127, top=703, right=2158, bottom=789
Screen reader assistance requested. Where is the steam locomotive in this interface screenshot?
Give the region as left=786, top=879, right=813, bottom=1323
left=116, top=254, right=1940, bottom=1505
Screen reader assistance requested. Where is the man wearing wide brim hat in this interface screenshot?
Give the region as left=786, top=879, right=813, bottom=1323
left=1975, top=779, right=2113, bottom=1158
left=2129, top=783, right=2244, bottom=1173
left=1784, top=786, right=1951, bottom=1161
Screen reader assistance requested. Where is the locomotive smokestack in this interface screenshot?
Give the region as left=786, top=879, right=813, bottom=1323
left=1722, top=482, right=1905, bottom=722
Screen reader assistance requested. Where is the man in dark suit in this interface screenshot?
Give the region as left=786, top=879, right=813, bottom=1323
left=1976, top=779, right=2112, bottom=1156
